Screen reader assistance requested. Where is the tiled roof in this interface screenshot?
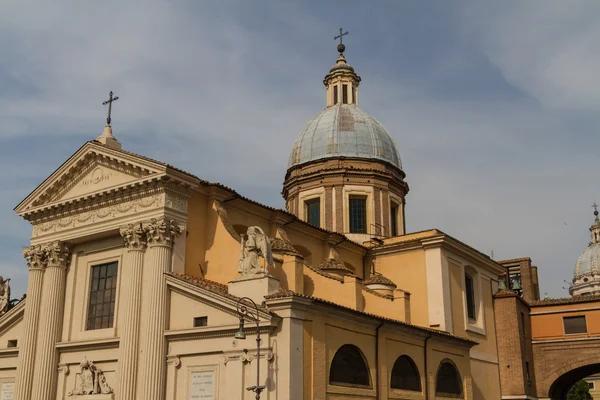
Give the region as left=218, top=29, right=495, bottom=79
left=167, top=273, right=229, bottom=295
left=316, top=258, right=354, bottom=274
left=265, top=289, right=477, bottom=345
left=363, top=272, right=396, bottom=288
left=530, top=294, right=600, bottom=306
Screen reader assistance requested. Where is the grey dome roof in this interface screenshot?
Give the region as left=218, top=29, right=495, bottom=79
left=575, top=243, right=600, bottom=277
left=288, top=104, right=402, bottom=169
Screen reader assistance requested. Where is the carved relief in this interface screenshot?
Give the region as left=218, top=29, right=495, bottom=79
left=23, top=245, right=47, bottom=269
left=68, top=358, right=113, bottom=396
left=32, top=194, right=162, bottom=237
left=146, top=218, right=183, bottom=247
left=165, top=192, right=188, bottom=213
left=120, top=223, right=147, bottom=250
left=45, top=241, right=71, bottom=267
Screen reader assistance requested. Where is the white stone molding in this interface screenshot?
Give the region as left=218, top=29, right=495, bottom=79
left=167, top=355, right=182, bottom=369
left=146, top=217, right=184, bottom=248
left=120, top=223, right=148, bottom=250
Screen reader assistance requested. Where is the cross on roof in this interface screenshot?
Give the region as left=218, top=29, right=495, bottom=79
left=593, top=202, right=599, bottom=216
left=102, top=91, right=119, bottom=126
left=334, top=28, right=348, bottom=45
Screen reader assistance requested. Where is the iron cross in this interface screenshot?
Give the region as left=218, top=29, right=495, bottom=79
left=334, top=28, right=348, bottom=45
left=102, top=91, right=119, bottom=125
left=593, top=202, right=599, bottom=214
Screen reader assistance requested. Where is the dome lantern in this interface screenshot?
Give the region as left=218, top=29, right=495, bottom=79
left=283, top=34, right=409, bottom=244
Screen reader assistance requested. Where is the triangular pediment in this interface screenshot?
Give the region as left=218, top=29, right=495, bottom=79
left=15, top=141, right=169, bottom=215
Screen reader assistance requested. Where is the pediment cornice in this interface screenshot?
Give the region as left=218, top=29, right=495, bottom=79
left=15, top=141, right=199, bottom=221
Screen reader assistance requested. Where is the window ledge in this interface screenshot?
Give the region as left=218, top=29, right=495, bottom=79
left=466, top=323, right=486, bottom=336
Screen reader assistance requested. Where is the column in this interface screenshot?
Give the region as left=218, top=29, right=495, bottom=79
left=117, top=223, right=147, bottom=400
left=31, top=241, right=71, bottom=400
left=14, top=245, right=46, bottom=400
left=139, top=218, right=183, bottom=400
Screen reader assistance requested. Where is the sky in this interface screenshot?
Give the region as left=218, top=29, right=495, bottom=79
left=1, top=1, right=600, bottom=299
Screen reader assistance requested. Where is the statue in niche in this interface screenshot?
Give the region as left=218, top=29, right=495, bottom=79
left=0, top=276, right=10, bottom=314
left=69, top=358, right=113, bottom=396
left=238, top=226, right=274, bottom=276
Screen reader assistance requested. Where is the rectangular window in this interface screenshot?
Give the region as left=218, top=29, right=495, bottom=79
left=194, top=316, right=208, bottom=327
left=526, top=361, right=531, bottom=386
left=465, top=274, right=476, bottom=320
left=390, top=203, right=399, bottom=236
left=564, top=316, right=587, bottom=334
left=305, top=198, right=321, bottom=227
left=7, top=339, right=17, bottom=348
left=349, top=196, right=367, bottom=234
left=342, top=84, right=348, bottom=104
left=333, top=85, right=338, bottom=104
left=86, top=262, right=118, bottom=330
left=521, top=312, right=527, bottom=337
left=589, top=382, right=595, bottom=390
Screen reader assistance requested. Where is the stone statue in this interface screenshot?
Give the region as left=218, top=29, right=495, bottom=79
left=0, top=276, right=10, bottom=315
left=69, top=358, right=113, bottom=396
left=238, top=226, right=274, bottom=276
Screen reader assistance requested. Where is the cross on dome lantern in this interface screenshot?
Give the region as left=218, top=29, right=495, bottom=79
left=334, top=28, right=349, bottom=53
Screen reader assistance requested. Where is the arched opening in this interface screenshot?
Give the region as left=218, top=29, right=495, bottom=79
left=549, top=363, right=600, bottom=400
left=390, top=355, right=421, bottom=392
left=329, top=344, right=371, bottom=387
left=436, top=360, right=463, bottom=398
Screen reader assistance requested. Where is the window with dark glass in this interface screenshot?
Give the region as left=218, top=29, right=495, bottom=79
left=329, top=344, right=370, bottom=387
left=563, top=316, right=587, bottom=334
left=305, top=198, right=321, bottom=227
left=436, top=361, right=462, bottom=398
left=390, top=355, right=421, bottom=391
left=390, top=203, right=399, bottom=236
left=349, top=196, right=367, bottom=234
left=333, top=85, right=338, bottom=104
left=194, top=316, right=208, bottom=327
left=86, top=262, right=118, bottom=330
left=465, top=274, right=476, bottom=320
left=342, top=84, right=348, bottom=104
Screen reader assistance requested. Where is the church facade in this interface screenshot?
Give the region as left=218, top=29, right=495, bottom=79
left=0, top=43, right=512, bottom=400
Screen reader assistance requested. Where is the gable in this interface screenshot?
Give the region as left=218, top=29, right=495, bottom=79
left=0, top=302, right=24, bottom=349
left=168, top=290, right=239, bottom=330
left=15, top=142, right=168, bottom=215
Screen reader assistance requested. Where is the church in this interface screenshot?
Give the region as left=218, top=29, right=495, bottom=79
left=0, top=38, right=578, bottom=400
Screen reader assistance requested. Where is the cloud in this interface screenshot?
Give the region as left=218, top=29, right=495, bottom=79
left=1, top=1, right=599, bottom=300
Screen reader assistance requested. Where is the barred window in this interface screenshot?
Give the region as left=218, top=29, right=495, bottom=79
left=86, top=262, right=118, bottom=330
left=349, top=196, right=367, bottom=234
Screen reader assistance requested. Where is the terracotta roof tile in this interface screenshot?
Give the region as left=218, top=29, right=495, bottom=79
left=363, top=272, right=397, bottom=288
left=530, top=294, right=600, bottom=306
left=265, top=289, right=477, bottom=345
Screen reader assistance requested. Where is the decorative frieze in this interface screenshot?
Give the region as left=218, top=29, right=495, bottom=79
left=146, top=218, right=183, bottom=248
left=120, top=223, right=148, bottom=250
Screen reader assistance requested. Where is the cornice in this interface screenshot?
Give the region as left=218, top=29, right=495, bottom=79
left=165, top=322, right=276, bottom=342
left=0, top=299, right=25, bottom=332
left=56, top=337, right=120, bottom=352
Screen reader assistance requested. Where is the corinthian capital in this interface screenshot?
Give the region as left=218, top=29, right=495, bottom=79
left=23, top=245, right=46, bottom=270
left=120, top=223, right=148, bottom=250
left=146, top=218, right=183, bottom=247
left=44, top=241, right=71, bottom=268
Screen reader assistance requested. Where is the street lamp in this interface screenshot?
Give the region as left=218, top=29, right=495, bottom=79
left=235, top=297, right=265, bottom=400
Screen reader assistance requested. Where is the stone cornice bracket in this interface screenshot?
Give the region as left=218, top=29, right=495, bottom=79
left=120, top=222, right=148, bottom=250
left=44, top=241, right=71, bottom=268
left=23, top=245, right=47, bottom=270
left=166, top=355, right=181, bottom=369
left=146, top=217, right=183, bottom=248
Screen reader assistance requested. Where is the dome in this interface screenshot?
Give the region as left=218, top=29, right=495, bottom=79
left=575, top=243, right=600, bottom=277
left=288, top=104, right=402, bottom=170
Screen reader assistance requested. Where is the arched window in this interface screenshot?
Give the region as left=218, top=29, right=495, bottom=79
left=436, top=360, right=463, bottom=398
left=329, top=344, right=371, bottom=387
left=390, top=355, right=421, bottom=391
left=465, top=273, right=476, bottom=321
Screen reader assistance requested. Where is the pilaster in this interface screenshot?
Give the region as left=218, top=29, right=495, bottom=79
left=14, top=245, right=46, bottom=400
left=31, top=241, right=71, bottom=400
left=139, top=218, right=183, bottom=400
left=117, top=223, right=147, bottom=400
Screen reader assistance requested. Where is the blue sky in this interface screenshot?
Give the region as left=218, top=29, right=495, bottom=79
left=1, top=1, right=600, bottom=298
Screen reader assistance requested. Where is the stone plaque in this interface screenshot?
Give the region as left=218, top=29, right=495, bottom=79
left=1, top=382, right=14, bottom=400
left=190, top=371, right=214, bottom=400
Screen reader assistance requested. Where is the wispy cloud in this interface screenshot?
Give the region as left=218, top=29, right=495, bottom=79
left=1, top=1, right=598, bottom=298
